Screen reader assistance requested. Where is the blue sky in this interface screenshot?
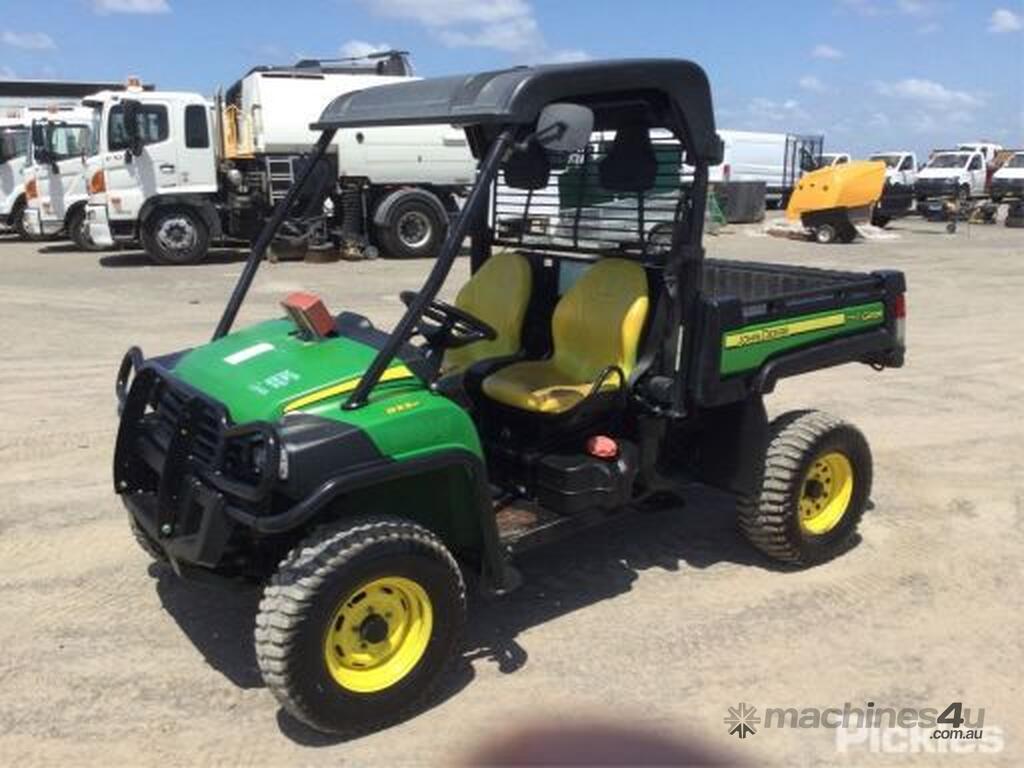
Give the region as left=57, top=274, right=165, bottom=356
left=1, top=0, right=1021, bottom=157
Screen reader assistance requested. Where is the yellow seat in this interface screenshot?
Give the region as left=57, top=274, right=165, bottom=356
left=482, top=258, right=649, bottom=414
left=441, top=252, right=532, bottom=375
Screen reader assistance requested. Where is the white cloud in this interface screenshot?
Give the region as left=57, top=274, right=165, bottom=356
left=989, top=8, right=1022, bottom=33
left=0, top=65, right=15, bottom=79
left=838, top=0, right=881, bottom=17
left=747, top=96, right=809, bottom=124
left=545, top=49, right=591, bottom=64
left=340, top=40, right=392, bottom=58
left=868, top=112, right=890, bottom=128
left=358, top=0, right=576, bottom=58
left=875, top=77, right=983, bottom=108
left=897, top=0, right=934, bottom=16
left=93, top=0, right=170, bottom=14
left=1, top=30, right=56, bottom=50
left=799, top=75, right=825, bottom=92
left=812, top=43, right=843, bottom=59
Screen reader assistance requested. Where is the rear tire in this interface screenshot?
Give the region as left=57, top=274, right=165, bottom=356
left=738, top=410, right=872, bottom=566
left=67, top=207, right=102, bottom=251
left=871, top=213, right=890, bottom=228
left=255, top=516, right=466, bottom=736
left=376, top=196, right=446, bottom=259
left=141, top=206, right=209, bottom=265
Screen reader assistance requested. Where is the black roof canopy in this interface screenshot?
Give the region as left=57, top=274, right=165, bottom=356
left=312, top=59, right=723, bottom=165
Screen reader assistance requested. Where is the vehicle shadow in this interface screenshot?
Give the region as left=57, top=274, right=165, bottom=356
left=152, top=488, right=863, bottom=746
left=100, top=248, right=251, bottom=267
left=37, top=242, right=85, bottom=254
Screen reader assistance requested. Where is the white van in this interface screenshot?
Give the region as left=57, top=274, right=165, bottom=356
left=710, top=130, right=821, bottom=204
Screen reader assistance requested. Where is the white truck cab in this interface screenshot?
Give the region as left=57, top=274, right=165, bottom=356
left=869, top=151, right=918, bottom=187
left=991, top=152, right=1024, bottom=202
left=818, top=152, right=851, bottom=167
left=957, top=142, right=1003, bottom=168
left=85, top=89, right=217, bottom=257
left=916, top=150, right=987, bottom=201
left=22, top=106, right=101, bottom=247
left=0, top=116, right=31, bottom=234
left=87, top=53, right=475, bottom=264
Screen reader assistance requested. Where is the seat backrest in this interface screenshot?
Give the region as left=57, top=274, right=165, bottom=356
left=441, top=251, right=533, bottom=373
left=550, top=258, right=650, bottom=383
left=599, top=125, right=658, bottom=193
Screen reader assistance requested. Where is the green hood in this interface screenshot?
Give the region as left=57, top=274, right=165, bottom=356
left=170, top=319, right=421, bottom=423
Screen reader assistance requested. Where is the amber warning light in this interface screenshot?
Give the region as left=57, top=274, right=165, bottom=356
left=281, top=292, right=335, bottom=339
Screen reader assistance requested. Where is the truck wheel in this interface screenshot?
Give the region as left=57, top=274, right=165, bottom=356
left=9, top=198, right=28, bottom=238
left=377, top=197, right=446, bottom=259
left=871, top=213, right=890, bottom=228
left=814, top=224, right=837, bottom=244
left=255, top=516, right=466, bottom=736
left=67, top=207, right=102, bottom=252
left=142, top=207, right=209, bottom=265
left=128, top=513, right=167, bottom=562
left=738, top=410, right=872, bottom=566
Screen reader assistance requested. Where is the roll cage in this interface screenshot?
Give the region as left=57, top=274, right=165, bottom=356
left=214, top=59, right=723, bottom=415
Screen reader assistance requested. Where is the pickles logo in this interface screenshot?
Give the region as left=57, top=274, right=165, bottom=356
left=725, top=703, right=760, bottom=739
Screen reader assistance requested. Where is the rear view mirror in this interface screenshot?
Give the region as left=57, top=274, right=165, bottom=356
left=30, top=123, right=51, bottom=165
left=535, top=103, right=594, bottom=155
left=121, top=99, right=144, bottom=158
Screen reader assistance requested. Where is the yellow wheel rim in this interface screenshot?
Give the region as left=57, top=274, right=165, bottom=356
left=799, top=451, right=854, bottom=535
left=323, top=576, right=433, bottom=694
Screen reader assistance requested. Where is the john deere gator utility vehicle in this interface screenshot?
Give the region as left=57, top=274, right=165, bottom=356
left=113, top=59, right=908, bottom=736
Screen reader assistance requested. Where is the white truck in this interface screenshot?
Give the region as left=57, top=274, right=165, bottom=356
left=709, top=129, right=823, bottom=206
left=868, top=151, right=918, bottom=226
left=818, top=152, right=850, bottom=166
left=22, top=106, right=102, bottom=248
left=0, top=112, right=32, bottom=236
left=87, top=53, right=476, bottom=264
left=916, top=149, right=988, bottom=202
left=990, top=151, right=1024, bottom=202
left=0, top=80, right=146, bottom=238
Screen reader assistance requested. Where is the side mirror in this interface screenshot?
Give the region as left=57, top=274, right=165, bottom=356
left=535, top=103, right=594, bottom=155
left=121, top=99, right=144, bottom=158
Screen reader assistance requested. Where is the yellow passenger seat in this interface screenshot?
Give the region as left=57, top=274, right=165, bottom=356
left=482, top=258, right=649, bottom=414
left=441, top=251, right=533, bottom=375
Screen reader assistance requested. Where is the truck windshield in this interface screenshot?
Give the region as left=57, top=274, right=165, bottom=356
left=0, top=127, right=29, bottom=162
left=1006, top=153, right=1024, bottom=169
left=870, top=154, right=902, bottom=168
left=44, top=123, right=92, bottom=160
left=927, top=154, right=970, bottom=169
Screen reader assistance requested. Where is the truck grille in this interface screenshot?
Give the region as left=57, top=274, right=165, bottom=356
left=151, top=379, right=223, bottom=467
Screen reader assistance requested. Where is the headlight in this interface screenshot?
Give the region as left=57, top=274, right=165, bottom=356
left=251, top=440, right=288, bottom=480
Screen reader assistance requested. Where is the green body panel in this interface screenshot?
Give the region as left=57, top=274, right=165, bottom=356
left=720, top=301, right=885, bottom=376
left=170, top=318, right=482, bottom=459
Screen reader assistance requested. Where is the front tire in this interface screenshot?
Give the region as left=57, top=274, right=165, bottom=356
left=738, top=410, right=872, bottom=566
left=814, top=224, right=837, bottom=244
left=376, top=196, right=446, bottom=259
left=10, top=198, right=28, bottom=239
left=255, top=516, right=466, bottom=736
left=67, top=207, right=102, bottom=251
left=141, top=206, right=210, bottom=265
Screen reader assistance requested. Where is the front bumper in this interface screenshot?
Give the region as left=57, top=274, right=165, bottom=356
left=115, top=352, right=282, bottom=569
left=86, top=204, right=114, bottom=248
left=22, top=207, right=64, bottom=237
left=915, top=178, right=960, bottom=200
left=990, top=179, right=1024, bottom=201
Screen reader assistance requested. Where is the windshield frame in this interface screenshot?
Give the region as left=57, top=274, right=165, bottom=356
left=926, top=153, right=970, bottom=170
left=0, top=126, right=29, bottom=163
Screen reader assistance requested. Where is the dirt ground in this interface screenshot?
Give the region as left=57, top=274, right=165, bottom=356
left=1, top=215, right=1021, bottom=767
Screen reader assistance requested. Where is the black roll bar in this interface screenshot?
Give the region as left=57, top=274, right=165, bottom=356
left=213, top=128, right=338, bottom=340
left=343, top=127, right=516, bottom=409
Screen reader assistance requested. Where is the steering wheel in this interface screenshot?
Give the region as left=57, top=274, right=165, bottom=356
left=400, top=290, right=497, bottom=349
